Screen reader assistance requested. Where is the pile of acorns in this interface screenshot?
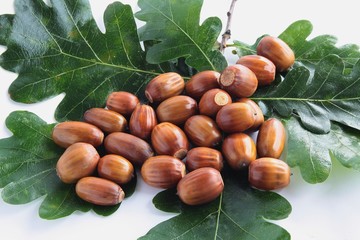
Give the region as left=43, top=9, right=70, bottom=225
left=52, top=36, right=294, bottom=206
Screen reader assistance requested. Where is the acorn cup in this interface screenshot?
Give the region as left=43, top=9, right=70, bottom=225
left=186, top=147, right=223, bottom=172
left=106, top=91, right=140, bottom=117
left=185, top=70, right=221, bottom=100
left=129, top=104, right=157, bottom=140
left=199, top=88, right=232, bottom=118
left=83, top=108, right=128, bottom=133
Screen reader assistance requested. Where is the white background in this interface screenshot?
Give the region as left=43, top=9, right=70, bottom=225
left=1, top=0, right=360, bottom=239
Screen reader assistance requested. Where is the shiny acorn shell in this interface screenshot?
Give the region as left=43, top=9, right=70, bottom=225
left=237, top=98, right=264, bottom=131
left=83, top=108, right=127, bottom=133
left=129, top=104, right=157, bottom=140
left=106, top=91, right=139, bottom=117
left=97, top=154, right=134, bottom=185
left=186, top=147, right=223, bottom=172
left=199, top=88, right=232, bottom=118
left=185, top=70, right=221, bottom=100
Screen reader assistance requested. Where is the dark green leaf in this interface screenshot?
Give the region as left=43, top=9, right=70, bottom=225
left=0, top=14, right=13, bottom=45
left=139, top=171, right=291, bottom=240
left=135, top=0, right=227, bottom=72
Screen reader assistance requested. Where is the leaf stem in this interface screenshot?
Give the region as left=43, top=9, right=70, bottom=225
left=220, top=0, right=238, bottom=53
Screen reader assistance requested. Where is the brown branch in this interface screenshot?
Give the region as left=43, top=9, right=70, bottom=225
left=220, top=0, right=238, bottom=53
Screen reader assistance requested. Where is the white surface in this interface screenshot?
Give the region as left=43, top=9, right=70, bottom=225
left=1, top=1, right=360, bottom=240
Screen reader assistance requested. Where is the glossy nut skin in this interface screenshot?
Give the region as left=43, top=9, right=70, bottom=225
left=184, top=115, right=222, bottom=147
left=177, top=167, right=224, bottom=206
left=106, top=91, right=140, bottom=116
left=145, top=72, right=185, bottom=103
left=222, top=133, right=256, bottom=170
left=52, top=121, right=104, bottom=148
left=56, top=142, right=100, bottom=184
left=219, top=64, right=258, bottom=98
left=185, top=70, right=220, bottom=100
left=236, top=55, right=276, bottom=86
left=83, top=108, right=127, bottom=133
left=129, top=104, right=157, bottom=140
left=104, top=132, right=154, bottom=166
left=156, top=95, right=198, bottom=126
left=186, top=147, right=223, bottom=171
left=237, top=98, right=264, bottom=131
left=141, top=155, right=186, bottom=189
left=199, top=88, right=232, bottom=118
left=256, top=118, right=286, bottom=159
left=151, top=122, right=190, bottom=159
left=97, top=154, right=134, bottom=185
left=248, top=158, right=291, bottom=190
left=256, top=36, right=295, bottom=72
left=216, top=102, right=256, bottom=133
left=75, top=176, right=125, bottom=206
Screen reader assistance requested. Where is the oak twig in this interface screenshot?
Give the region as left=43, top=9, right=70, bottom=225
left=220, top=0, right=238, bottom=53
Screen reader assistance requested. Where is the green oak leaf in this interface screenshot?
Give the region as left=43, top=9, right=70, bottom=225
left=139, top=171, right=291, bottom=240
left=0, top=111, right=136, bottom=219
left=135, top=0, right=227, bottom=72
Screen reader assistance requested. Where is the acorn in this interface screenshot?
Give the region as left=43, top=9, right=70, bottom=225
left=52, top=121, right=104, bottom=148
left=237, top=98, right=264, bottom=131
left=83, top=108, right=127, bottom=133
left=106, top=91, right=139, bottom=117
left=257, top=118, right=286, bottom=159
left=129, top=104, right=157, bottom=140
left=97, top=154, right=134, bottom=185
left=248, top=158, right=291, bottom=190
left=104, top=132, right=154, bottom=166
left=56, top=142, right=100, bottom=184
left=151, top=122, right=190, bottom=159
left=183, top=115, right=222, bottom=147
left=256, top=36, right=295, bottom=72
left=75, top=176, right=125, bottom=206
left=185, top=70, right=221, bottom=100
left=216, top=102, right=256, bottom=133
left=218, top=64, right=258, bottom=98
left=156, top=95, right=198, bottom=126
left=222, top=133, right=257, bottom=170
left=236, top=55, right=276, bottom=86
left=177, top=167, right=224, bottom=206
left=186, top=147, right=223, bottom=172
left=141, top=155, right=186, bottom=189
left=199, top=88, right=232, bottom=118
left=145, top=72, right=185, bottom=103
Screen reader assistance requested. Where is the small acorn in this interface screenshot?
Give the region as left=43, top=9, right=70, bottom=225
left=257, top=118, right=286, bottom=159
left=236, top=55, right=276, bottom=86
left=97, top=154, right=134, bottom=185
left=52, top=121, right=104, bottom=148
left=177, top=167, right=224, bottom=206
left=248, top=158, right=291, bottom=190
left=186, top=147, right=223, bottom=172
left=156, top=95, right=198, bottom=126
left=199, top=88, right=232, bottom=118
left=256, top=36, right=295, bottom=72
left=218, top=64, right=258, bottom=98
left=56, top=142, right=100, bottom=184
left=185, top=70, right=221, bottom=100
left=83, top=108, right=127, bottom=133
left=129, top=104, right=157, bottom=140
left=145, top=72, right=185, bottom=103
left=184, top=115, right=222, bottom=147
left=75, top=176, right=125, bottom=206
left=237, top=98, right=264, bottom=131
left=151, top=122, right=190, bottom=159
left=141, top=155, right=186, bottom=189
left=106, top=91, right=140, bottom=117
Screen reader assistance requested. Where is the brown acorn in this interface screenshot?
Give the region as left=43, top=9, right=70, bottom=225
left=186, top=147, right=223, bottom=172
left=183, top=115, right=222, bottom=147
left=216, top=102, right=256, bottom=133
left=83, top=108, right=127, bottom=133
left=185, top=70, right=221, bottom=100
left=236, top=55, right=276, bottom=86
left=199, top=88, right=232, bottom=118
left=141, top=155, right=186, bottom=189
left=104, top=132, right=154, bottom=166
left=145, top=72, right=185, bottom=103
left=256, top=118, right=286, bottom=159
left=177, top=167, right=224, bottom=206
left=256, top=36, right=295, bottom=72
left=129, top=104, right=157, bottom=140
left=156, top=95, right=198, bottom=126
left=248, top=158, right=291, bottom=190
left=97, top=154, right=134, bottom=185
left=222, top=133, right=256, bottom=170
left=75, top=176, right=125, bottom=206
left=56, top=142, right=100, bottom=184
left=237, top=98, right=264, bottom=131
left=52, top=121, right=104, bottom=148
left=151, top=122, right=190, bottom=159
left=106, top=91, right=140, bottom=116
left=218, top=64, right=258, bottom=98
